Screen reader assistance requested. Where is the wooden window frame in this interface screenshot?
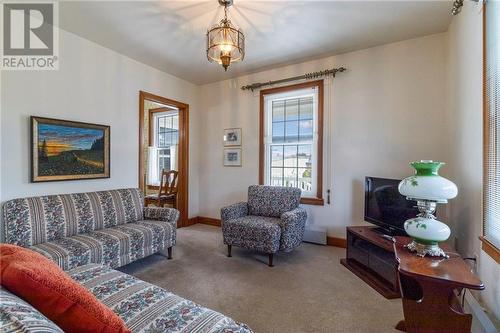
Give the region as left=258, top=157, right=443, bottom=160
left=481, top=4, right=500, bottom=263
left=146, top=107, right=178, bottom=191
left=139, top=91, right=189, bottom=227
left=259, top=80, right=324, bottom=206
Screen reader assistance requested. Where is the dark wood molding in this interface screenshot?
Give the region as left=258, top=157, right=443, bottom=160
left=259, top=80, right=324, bottom=205
left=198, top=216, right=222, bottom=227
left=259, top=91, right=265, bottom=185
left=480, top=236, right=500, bottom=264
left=186, top=217, right=199, bottom=227
left=139, top=91, right=189, bottom=227
left=327, top=236, right=347, bottom=248
left=301, top=197, right=325, bottom=206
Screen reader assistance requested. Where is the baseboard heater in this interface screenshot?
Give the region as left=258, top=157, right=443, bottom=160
left=303, top=225, right=327, bottom=245
left=463, top=290, right=498, bottom=333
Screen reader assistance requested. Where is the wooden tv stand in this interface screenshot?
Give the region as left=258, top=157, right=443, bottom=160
left=340, top=226, right=400, bottom=299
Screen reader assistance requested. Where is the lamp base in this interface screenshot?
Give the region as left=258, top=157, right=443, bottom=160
left=405, top=240, right=449, bottom=258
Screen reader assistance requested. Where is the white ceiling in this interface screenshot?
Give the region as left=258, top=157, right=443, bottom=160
left=59, top=1, right=452, bottom=85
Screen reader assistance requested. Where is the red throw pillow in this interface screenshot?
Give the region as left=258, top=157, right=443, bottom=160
left=0, top=244, right=130, bottom=333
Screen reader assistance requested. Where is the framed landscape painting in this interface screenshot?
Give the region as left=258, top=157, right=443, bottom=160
left=31, top=117, right=110, bottom=182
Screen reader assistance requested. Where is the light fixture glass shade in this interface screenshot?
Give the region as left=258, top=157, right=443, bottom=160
left=207, top=19, right=244, bottom=71
left=398, top=161, right=458, bottom=203
left=398, top=160, right=458, bottom=258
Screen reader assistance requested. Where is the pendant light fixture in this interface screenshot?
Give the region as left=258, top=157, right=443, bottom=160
left=206, top=0, right=245, bottom=71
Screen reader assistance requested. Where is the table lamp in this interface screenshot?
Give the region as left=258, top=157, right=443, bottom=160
left=398, top=160, right=458, bottom=258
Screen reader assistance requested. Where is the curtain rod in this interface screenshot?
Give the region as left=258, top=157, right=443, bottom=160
left=240, top=67, right=347, bottom=91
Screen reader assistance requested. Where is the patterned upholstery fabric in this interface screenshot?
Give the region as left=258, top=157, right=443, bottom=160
left=221, top=185, right=307, bottom=255
left=144, top=206, right=179, bottom=226
left=3, top=188, right=144, bottom=247
left=222, top=216, right=281, bottom=253
left=29, top=219, right=176, bottom=270
left=221, top=202, right=248, bottom=222
left=247, top=185, right=301, bottom=217
left=68, top=264, right=252, bottom=333
left=0, top=287, right=63, bottom=333
left=3, top=188, right=178, bottom=270
left=279, top=208, right=308, bottom=252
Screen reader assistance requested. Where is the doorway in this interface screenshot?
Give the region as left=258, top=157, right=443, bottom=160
left=139, top=91, right=189, bottom=227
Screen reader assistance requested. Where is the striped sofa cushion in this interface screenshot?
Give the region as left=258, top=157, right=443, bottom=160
left=0, top=287, right=63, bottom=333
left=69, top=264, right=252, bottom=333
left=3, top=188, right=144, bottom=247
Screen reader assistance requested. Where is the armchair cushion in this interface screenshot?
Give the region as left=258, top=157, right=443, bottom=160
left=221, top=202, right=248, bottom=222
left=222, top=216, right=281, bottom=253
left=247, top=185, right=301, bottom=218
left=279, top=207, right=308, bottom=252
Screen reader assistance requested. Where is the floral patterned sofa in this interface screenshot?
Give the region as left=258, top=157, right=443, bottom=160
left=1, top=188, right=253, bottom=332
left=221, top=185, right=307, bottom=266
left=2, top=188, right=177, bottom=270
left=0, top=264, right=252, bottom=332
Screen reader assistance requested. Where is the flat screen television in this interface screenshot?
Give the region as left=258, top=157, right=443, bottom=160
left=364, top=177, right=419, bottom=235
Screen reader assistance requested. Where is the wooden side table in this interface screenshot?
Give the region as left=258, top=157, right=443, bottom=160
left=393, top=236, right=484, bottom=333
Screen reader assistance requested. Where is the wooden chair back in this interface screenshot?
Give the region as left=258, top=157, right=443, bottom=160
left=158, top=169, right=178, bottom=199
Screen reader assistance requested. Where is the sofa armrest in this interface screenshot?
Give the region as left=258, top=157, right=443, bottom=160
left=221, top=202, right=248, bottom=222
left=279, top=207, right=308, bottom=251
left=144, top=206, right=179, bottom=227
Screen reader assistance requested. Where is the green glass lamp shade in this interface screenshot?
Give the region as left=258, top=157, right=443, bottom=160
left=398, top=161, right=458, bottom=203
left=398, top=160, right=458, bottom=257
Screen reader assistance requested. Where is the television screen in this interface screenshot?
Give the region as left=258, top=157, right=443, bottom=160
left=364, top=177, right=419, bottom=234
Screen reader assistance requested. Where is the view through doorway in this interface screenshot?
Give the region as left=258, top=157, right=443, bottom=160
left=139, top=91, right=189, bottom=227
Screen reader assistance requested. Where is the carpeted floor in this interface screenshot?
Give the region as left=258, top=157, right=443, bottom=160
left=119, top=224, right=403, bottom=333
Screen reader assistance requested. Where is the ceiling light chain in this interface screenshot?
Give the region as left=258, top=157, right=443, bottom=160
left=206, top=0, right=245, bottom=71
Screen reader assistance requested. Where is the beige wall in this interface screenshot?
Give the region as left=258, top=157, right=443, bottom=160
left=198, top=33, right=450, bottom=238
left=446, top=1, right=500, bottom=322
left=0, top=28, right=201, bottom=219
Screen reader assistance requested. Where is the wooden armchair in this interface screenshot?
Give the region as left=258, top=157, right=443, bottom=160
left=145, top=170, right=178, bottom=208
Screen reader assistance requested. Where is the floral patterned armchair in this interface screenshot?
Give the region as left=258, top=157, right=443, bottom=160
left=221, top=185, right=307, bottom=266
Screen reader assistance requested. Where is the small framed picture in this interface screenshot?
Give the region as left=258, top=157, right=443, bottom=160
left=223, top=148, right=242, bottom=167
left=224, top=128, right=242, bottom=146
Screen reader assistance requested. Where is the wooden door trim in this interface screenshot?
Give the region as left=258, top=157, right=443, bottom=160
left=139, top=91, right=189, bottom=227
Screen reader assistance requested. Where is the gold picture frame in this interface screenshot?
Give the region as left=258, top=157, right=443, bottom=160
left=31, top=116, right=110, bottom=182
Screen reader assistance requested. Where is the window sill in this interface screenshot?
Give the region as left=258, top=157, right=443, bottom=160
left=479, top=236, right=500, bottom=264
left=300, top=197, right=324, bottom=206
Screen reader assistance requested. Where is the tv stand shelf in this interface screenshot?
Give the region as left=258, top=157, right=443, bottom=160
left=340, top=226, right=400, bottom=299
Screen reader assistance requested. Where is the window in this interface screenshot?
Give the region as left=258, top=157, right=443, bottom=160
left=147, top=111, right=179, bottom=186
left=483, top=1, right=500, bottom=262
left=260, top=80, right=324, bottom=205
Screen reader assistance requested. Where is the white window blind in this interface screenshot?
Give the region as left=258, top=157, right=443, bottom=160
left=484, top=0, right=500, bottom=249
